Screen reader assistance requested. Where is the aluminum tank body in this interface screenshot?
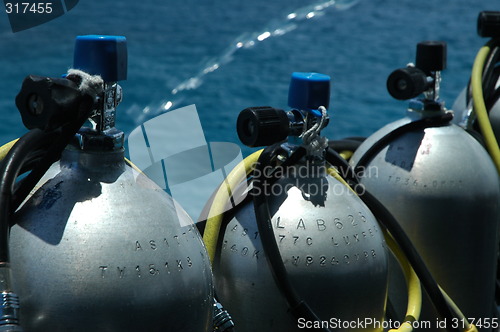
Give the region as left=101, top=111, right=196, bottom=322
left=213, top=163, right=388, bottom=331
left=351, top=117, right=500, bottom=327
left=10, top=147, right=214, bottom=331
left=451, top=87, right=500, bottom=139
left=489, top=99, right=500, bottom=139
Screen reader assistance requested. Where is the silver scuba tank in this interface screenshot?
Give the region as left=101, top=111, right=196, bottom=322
left=9, top=35, right=214, bottom=331
left=351, top=41, right=500, bottom=329
left=451, top=84, right=500, bottom=139
left=213, top=73, right=389, bottom=331
left=452, top=11, right=500, bottom=138
left=490, top=101, right=500, bottom=139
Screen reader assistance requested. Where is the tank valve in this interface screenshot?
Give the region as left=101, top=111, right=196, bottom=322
left=72, top=35, right=127, bottom=151
left=387, top=41, right=447, bottom=102
left=15, top=75, right=90, bottom=131
left=237, top=72, right=330, bottom=148
left=212, top=298, right=235, bottom=332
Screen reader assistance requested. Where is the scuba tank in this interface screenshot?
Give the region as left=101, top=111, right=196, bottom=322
left=7, top=35, right=213, bottom=331
left=452, top=11, right=500, bottom=138
left=452, top=11, right=500, bottom=174
left=350, top=41, right=500, bottom=329
left=209, top=72, right=389, bottom=331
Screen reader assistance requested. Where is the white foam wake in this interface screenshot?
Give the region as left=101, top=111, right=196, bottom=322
left=127, top=0, right=360, bottom=125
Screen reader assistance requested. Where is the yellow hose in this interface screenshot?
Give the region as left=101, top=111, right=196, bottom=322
left=124, top=157, right=143, bottom=174
left=0, top=139, right=18, bottom=162
left=1, top=129, right=474, bottom=332
left=327, top=166, right=474, bottom=332
left=339, top=150, right=354, bottom=161
left=326, top=167, right=356, bottom=195
left=384, top=229, right=422, bottom=332
left=471, top=42, right=500, bottom=174
left=203, top=156, right=423, bottom=330
left=202, top=149, right=263, bottom=262
left=329, top=165, right=476, bottom=332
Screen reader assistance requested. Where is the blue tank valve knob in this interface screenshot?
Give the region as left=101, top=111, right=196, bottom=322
left=73, top=35, right=127, bottom=82
left=288, top=72, right=330, bottom=117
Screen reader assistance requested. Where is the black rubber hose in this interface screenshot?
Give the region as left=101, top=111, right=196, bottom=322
left=384, top=298, right=400, bottom=324
left=11, top=95, right=94, bottom=211
left=482, top=43, right=500, bottom=103
left=327, top=139, right=363, bottom=153
left=485, top=68, right=500, bottom=110
left=466, top=40, right=500, bottom=108
left=0, top=129, right=53, bottom=263
left=342, top=136, right=367, bottom=143
left=252, top=144, right=330, bottom=331
left=324, top=149, right=459, bottom=331
left=356, top=189, right=458, bottom=330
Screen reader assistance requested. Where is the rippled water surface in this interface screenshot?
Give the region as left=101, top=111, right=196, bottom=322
left=0, top=0, right=494, bottom=151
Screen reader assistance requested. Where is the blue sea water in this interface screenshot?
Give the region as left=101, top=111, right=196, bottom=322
left=0, top=0, right=496, bottom=150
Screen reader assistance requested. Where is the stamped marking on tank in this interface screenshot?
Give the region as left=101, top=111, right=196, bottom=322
left=99, top=256, right=195, bottom=279
left=134, top=227, right=196, bottom=251
left=229, top=223, right=259, bottom=239
left=100, top=230, right=200, bottom=279
left=38, top=180, right=64, bottom=210
left=223, top=213, right=379, bottom=262
left=273, top=212, right=378, bottom=248
left=420, top=142, right=432, bottom=155
left=135, top=239, right=170, bottom=251
left=288, top=249, right=378, bottom=267
left=387, top=175, right=463, bottom=189
left=224, top=242, right=260, bottom=260
left=272, top=213, right=369, bottom=232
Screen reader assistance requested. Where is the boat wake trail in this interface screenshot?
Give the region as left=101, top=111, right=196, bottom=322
left=127, top=0, right=360, bottom=126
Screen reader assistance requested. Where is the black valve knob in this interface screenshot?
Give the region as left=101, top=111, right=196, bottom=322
left=387, top=67, right=429, bottom=100
left=15, top=75, right=86, bottom=131
left=478, top=11, right=500, bottom=38
left=415, top=41, right=447, bottom=75
left=237, top=106, right=290, bottom=147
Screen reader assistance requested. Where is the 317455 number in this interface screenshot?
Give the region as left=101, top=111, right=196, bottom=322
left=5, top=2, right=53, bottom=14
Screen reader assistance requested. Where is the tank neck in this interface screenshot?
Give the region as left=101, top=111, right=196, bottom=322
left=406, top=99, right=447, bottom=120
left=60, top=146, right=125, bottom=183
